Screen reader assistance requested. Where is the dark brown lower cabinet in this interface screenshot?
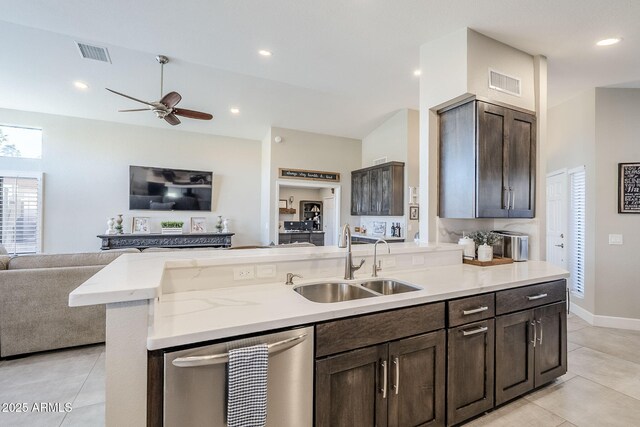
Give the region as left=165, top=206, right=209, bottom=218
left=495, top=301, right=567, bottom=405
left=446, top=319, right=495, bottom=426
left=316, top=330, right=446, bottom=427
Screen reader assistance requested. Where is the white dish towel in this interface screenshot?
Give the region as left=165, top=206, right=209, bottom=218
left=227, top=343, right=269, bottom=427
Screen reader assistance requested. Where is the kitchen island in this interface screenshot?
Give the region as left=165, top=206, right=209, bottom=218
left=70, top=243, right=568, bottom=426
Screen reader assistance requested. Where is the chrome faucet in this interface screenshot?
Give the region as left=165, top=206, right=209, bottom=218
left=338, top=224, right=365, bottom=280
left=372, top=239, right=390, bottom=277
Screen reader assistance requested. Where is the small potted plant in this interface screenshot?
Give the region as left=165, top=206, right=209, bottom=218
left=468, top=231, right=500, bottom=262
left=161, top=221, right=184, bottom=235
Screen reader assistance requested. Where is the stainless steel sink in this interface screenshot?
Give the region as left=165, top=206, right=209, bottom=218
left=294, top=282, right=377, bottom=303
left=359, top=279, right=421, bottom=295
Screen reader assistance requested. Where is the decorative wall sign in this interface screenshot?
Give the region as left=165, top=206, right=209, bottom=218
left=409, top=206, right=420, bottom=220
left=279, top=168, right=340, bottom=182
left=618, top=162, right=640, bottom=213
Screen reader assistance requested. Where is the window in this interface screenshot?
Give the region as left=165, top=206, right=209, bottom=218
left=0, top=125, right=42, bottom=159
left=568, top=166, right=586, bottom=297
left=0, top=173, right=42, bottom=254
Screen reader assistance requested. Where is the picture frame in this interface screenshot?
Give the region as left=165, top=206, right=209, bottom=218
left=131, top=217, right=150, bottom=234
left=190, top=217, right=207, bottom=233
left=618, top=162, right=640, bottom=214
left=409, top=205, right=419, bottom=220
left=278, top=199, right=288, bottom=209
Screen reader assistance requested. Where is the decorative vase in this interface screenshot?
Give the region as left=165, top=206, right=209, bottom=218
left=106, top=217, right=116, bottom=235
left=458, top=236, right=475, bottom=259
left=222, top=218, right=229, bottom=233
left=115, top=214, right=124, bottom=234
left=477, top=244, right=493, bottom=262
left=215, top=216, right=223, bottom=232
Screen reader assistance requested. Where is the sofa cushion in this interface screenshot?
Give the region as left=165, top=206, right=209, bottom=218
left=0, top=255, right=10, bottom=270
left=7, top=248, right=139, bottom=270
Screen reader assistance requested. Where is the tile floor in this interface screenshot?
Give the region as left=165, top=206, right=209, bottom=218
left=0, top=314, right=638, bottom=426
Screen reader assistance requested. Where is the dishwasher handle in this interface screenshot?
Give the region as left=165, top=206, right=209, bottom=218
left=172, top=333, right=308, bottom=368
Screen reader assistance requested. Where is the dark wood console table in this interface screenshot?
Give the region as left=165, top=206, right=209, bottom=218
left=97, top=233, right=234, bottom=250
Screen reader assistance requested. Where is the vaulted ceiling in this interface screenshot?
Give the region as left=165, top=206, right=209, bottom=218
left=1, top=0, right=638, bottom=140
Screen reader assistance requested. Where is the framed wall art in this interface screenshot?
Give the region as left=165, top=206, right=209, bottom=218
left=618, top=162, right=640, bottom=213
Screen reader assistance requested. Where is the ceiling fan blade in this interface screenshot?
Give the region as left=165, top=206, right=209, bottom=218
left=164, top=113, right=181, bottom=126
left=160, top=91, right=182, bottom=108
left=106, top=88, right=155, bottom=107
left=118, top=108, right=149, bottom=112
left=173, top=108, right=213, bottom=120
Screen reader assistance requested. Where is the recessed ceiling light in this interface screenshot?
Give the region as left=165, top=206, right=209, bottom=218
left=413, top=69, right=422, bottom=76
left=596, top=37, right=622, bottom=46
left=258, top=49, right=272, bottom=57
left=73, top=81, right=89, bottom=90
left=230, top=107, right=240, bottom=114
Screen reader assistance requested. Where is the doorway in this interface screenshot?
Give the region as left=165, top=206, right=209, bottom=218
left=546, top=170, right=568, bottom=269
left=275, top=180, right=341, bottom=246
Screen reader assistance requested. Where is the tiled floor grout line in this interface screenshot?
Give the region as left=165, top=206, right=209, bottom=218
left=58, top=350, right=102, bottom=426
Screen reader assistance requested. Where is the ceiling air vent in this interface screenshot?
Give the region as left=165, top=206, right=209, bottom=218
left=373, top=157, right=388, bottom=166
left=488, top=69, right=521, bottom=97
left=75, top=42, right=111, bottom=63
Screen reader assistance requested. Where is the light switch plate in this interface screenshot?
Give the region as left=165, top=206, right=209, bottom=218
left=608, top=234, right=623, bottom=245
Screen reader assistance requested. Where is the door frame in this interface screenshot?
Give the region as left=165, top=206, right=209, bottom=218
left=274, top=180, right=341, bottom=245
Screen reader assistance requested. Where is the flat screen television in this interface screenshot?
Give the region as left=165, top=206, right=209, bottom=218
left=129, top=165, right=213, bottom=211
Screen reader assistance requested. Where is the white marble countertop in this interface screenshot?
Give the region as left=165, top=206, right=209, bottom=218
left=148, top=260, right=568, bottom=350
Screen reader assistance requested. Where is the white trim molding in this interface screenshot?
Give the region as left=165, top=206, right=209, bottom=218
left=570, top=303, right=640, bottom=331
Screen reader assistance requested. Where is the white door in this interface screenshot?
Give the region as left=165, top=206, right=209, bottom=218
left=323, top=196, right=336, bottom=246
left=546, top=171, right=568, bottom=269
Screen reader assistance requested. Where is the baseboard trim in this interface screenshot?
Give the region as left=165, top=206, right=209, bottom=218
left=570, top=303, right=640, bottom=331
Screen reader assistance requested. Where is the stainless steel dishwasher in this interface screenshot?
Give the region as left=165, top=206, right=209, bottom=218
left=163, top=326, right=314, bottom=426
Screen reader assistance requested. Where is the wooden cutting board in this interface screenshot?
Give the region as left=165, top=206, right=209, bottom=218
left=463, top=256, right=514, bottom=267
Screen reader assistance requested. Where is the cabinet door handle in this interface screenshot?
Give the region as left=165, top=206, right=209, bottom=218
left=503, top=187, right=508, bottom=209
left=511, top=189, right=516, bottom=209
left=526, top=293, right=548, bottom=301
left=537, top=319, right=543, bottom=345
left=463, top=306, right=489, bottom=315
left=530, top=320, right=536, bottom=348
left=392, top=357, right=400, bottom=395
left=462, top=326, right=488, bottom=336
left=380, top=360, right=388, bottom=399
left=506, top=187, right=511, bottom=210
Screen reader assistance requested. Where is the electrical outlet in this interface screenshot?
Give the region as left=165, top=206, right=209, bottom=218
left=608, top=234, right=623, bottom=245
left=233, top=266, right=255, bottom=280
left=412, top=255, right=424, bottom=265
left=382, top=256, right=397, bottom=268
left=256, top=264, right=276, bottom=278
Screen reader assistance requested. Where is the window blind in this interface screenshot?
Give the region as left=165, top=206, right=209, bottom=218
left=0, top=175, right=41, bottom=254
left=568, top=167, right=586, bottom=297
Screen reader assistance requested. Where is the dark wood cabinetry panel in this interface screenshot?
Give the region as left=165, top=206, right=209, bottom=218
left=316, top=302, right=444, bottom=358
left=495, top=279, right=566, bottom=315
left=388, top=331, right=446, bottom=427
left=534, top=302, right=567, bottom=385
left=351, top=161, right=404, bottom=216
left=316, top=344, right=388, bottom=427
left=495, top=310, right=534, bottom=405
left=438, top=100, right=536, bottom=219
left=446, top=319, right=495, bottom=426
left=447, top=293, right=495, bottom=328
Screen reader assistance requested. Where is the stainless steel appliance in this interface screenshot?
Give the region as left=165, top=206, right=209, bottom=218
left=493, top=230, right=528, bottom=261
left=163, top=326, right=314, bottom=426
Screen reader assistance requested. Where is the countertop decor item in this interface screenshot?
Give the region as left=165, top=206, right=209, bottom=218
left=115, top=214, right=124, bottom=234
left=468, top=230, right=500, bottom=262
left=463, top=256, right=514, bottom=267
left=161, top=221, right=184, bottom=235
left=190, top=217, right=206, bottom=233
left=215, top=216, right=223, bottom=232
left=458, top=235, right=475, bottom=259
left=106, top=217, right=116, bottom=235
left=222, top=218, right=229, bottom=233
left=132, top=217, right=151, bottom=234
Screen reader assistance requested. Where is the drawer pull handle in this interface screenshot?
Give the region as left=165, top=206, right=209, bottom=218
left=462, top=326, right=488, bottom=336
left=526, top=293, right=548, bottom=301
left=463, top=306, right=489, bottom=315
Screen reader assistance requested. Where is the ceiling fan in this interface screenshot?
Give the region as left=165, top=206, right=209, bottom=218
left=106, top=55, right=213, bottom=126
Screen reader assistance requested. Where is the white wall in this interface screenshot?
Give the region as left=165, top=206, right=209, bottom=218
left=0, top=108, right=263, bottom=253
left=547, top=89, right=597, bottom=314
left=266, top=127, right=361, bottom=244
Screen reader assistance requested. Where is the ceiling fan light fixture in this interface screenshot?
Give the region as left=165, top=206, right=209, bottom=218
left=596, top=37, right=622, bottom=46
left=258, top=49, right=272, bottom=57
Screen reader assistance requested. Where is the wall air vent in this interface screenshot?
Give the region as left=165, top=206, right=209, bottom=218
left=75, top=42, right=111, bottom=63
left=488, top=68, right=521, bottom=97
left=373, top=157, right=388, bottom=166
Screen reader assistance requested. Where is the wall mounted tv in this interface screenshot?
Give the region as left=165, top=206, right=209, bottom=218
left=129, top=165, right=213, bottom=211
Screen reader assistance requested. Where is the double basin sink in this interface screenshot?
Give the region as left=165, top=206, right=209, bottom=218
left=294, top=279, right=420, bottom=303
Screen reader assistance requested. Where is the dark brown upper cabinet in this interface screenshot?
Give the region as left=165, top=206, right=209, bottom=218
left=351, top=161, right=404, bottom=216
left=439, top=100, right=536, bottom=219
